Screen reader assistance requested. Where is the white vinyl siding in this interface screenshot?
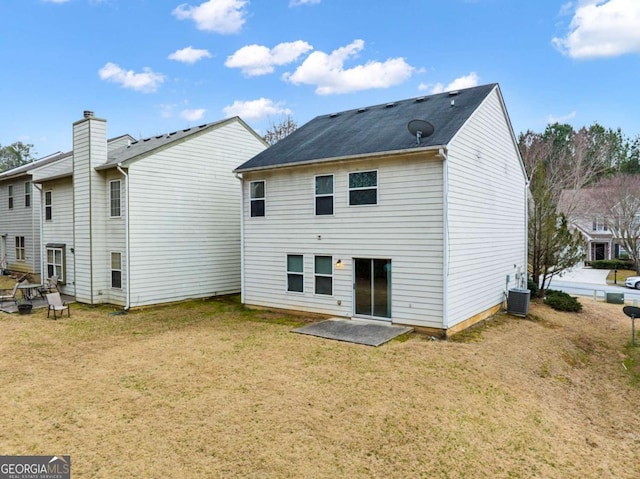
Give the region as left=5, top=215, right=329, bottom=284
left=0, top=175, right=42, bottom=274
left=126, top=120, right=266, bottom=307
left=39, top=178, right=75, bottom=295
left=445, top=87, right=527, bottom=329
left=242, top=155, right=445, bottom=327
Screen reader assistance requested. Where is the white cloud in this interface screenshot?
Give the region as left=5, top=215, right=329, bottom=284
left=172, top=0, right=247, bottom=34
left=223, top=98, right=292, bottom=120
left=283, top=39, right=414, bottom=95
left=98, top=62, right=165, bottom=93
left=225, top=41, right=313, bottom=76
left=427, top=72, right=479, bottom=94
left=547, top=111, right=577, bottom=124
left=168, top=46, right=212, bottom=64
left=553, top=0, right=640, bottom=58
left=289, top=0, right=321, bottom=6
left=180, top=108, right=207, bottom=121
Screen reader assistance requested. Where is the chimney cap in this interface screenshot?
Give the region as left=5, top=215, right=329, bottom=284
left=83, top=110, right=95, bottom=119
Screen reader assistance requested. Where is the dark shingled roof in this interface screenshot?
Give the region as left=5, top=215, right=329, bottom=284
left=98, top=117, right=236, bottom=169
left=235, top=83, right=498, bottom=172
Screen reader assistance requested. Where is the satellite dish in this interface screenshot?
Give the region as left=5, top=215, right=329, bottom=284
left=408, top=119, right=434, bottom=145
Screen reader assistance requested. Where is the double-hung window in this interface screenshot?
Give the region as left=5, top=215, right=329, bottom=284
left=46, top=246, right=65, bottom=282
left=44, top=191, right=53, bottom=221
left=315, top=175, right=334, bottom=215
left=314, top=256, right=333, bottom=295
left=349, top=171, right=378, bottom=205
left=111, top=252, right=122, bottom=289
left=287, top=254, right=304, bottom=292
left=15, top=236, right=25, bottom=261
left=250, top=180, right=265, bottom=217
left=110, top=180, right=121, bottom=217
left=8, top=185, right=13, bottom=209
left=24, top=182, right=31, bottom=207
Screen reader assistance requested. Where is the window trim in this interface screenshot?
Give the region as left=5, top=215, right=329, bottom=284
left=314, top=255, right=333, bottom=296
left=286, top=254, right=304, bottom=293
left=8, top=184, right=13, bottom=209
left=24, top=181, right=31, bottom=208
left=109, top=180, right=122, bottom=218
left=314, top=174, right=334, bottom=216
left=110, top=251, right=122, bottom=289
left=44, top=190, right=53, bottom=221
left=46, top=244, right=65, bottom=283
left=15, top=236, right=25, bottom=261
left=250, top=180, right=266, bottom=218
left=348, top=170, right=378, bottom=206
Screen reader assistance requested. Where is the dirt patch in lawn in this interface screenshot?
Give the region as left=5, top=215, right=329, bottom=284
left=1, top=295, right=639, bottom=478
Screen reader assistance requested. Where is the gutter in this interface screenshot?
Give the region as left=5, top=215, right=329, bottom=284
left=235, top=172, right=245, bottom=303
left=234, top=145, right=444, bottom=175
left=117, top=164, right=131, bottom=310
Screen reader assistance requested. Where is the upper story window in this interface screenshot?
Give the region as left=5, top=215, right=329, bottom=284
left=24, top=182, right=31, bottom=208
left=592, top=218, right=608, bottom=232
left=45, top=191, right=53, bottom=221
left=8, top=185, right=13, bottom=209
left=349, top=171, right=378, bottom=206
left=250, top=180, right=265, bottom=217
left=315, top=175, right=334, bottom=216
left=287, top=254, right=304, bottom=293
left=110, top=180, right=121, bottom=217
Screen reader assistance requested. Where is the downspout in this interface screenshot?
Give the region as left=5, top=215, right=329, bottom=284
left=439, top=147, right=449, bottom=331
left=117, top=164, right=130, bottom=310
left=33, top=183, right=44, bottom=282
left=524, top=179, right=530, bottom=288
left=235, top=172, right=245, bottom=303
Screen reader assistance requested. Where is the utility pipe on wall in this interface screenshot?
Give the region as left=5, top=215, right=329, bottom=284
left=235, top=172, right=245, bottom=303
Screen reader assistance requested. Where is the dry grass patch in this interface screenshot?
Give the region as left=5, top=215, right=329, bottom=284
left=1, top=295, right=640, bottom=478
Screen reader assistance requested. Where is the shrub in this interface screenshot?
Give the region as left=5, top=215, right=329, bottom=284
left=528, top=277, right=540, bottom=298
left=544, top=290, right=582, bottom=312
left=589, top=259, right=635, bottom=270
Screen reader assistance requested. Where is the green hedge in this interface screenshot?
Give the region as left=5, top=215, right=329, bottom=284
left=589, top=259, right=636, bottom=270
left=544, top=290, right=582, bottom=312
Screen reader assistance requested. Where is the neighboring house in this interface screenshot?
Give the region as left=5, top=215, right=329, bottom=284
left=31, top=111, right=267, bottom=307
left=234, top=84, right=528, bottom=335
left=559, top=188, right=632, bottom=261
left=0, top=134, right=132, bottom=277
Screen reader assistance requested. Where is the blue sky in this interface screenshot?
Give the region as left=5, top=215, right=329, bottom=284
left=1, top=0, right=639, bottom=157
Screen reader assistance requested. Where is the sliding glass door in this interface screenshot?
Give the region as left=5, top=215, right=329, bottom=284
left=354, top=258, right=391, bottom=320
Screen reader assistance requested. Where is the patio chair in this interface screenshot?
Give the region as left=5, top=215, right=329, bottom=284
left=39, top=276, right=59, bottom=298
left=0, top=281, right=21, bottom=308
left=46, top=292, right=70, bottom=320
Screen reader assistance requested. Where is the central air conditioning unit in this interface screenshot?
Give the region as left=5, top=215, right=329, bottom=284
left=507, top=288, right=530, bottom=316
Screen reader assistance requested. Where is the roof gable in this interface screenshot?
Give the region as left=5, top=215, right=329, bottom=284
left=235, top=83, right=497, bottom=172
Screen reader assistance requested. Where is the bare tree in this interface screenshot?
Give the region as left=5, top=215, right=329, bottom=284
left=594, top=174, right=640, bottom=273
left=262, top=115, right=297, bottom=146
